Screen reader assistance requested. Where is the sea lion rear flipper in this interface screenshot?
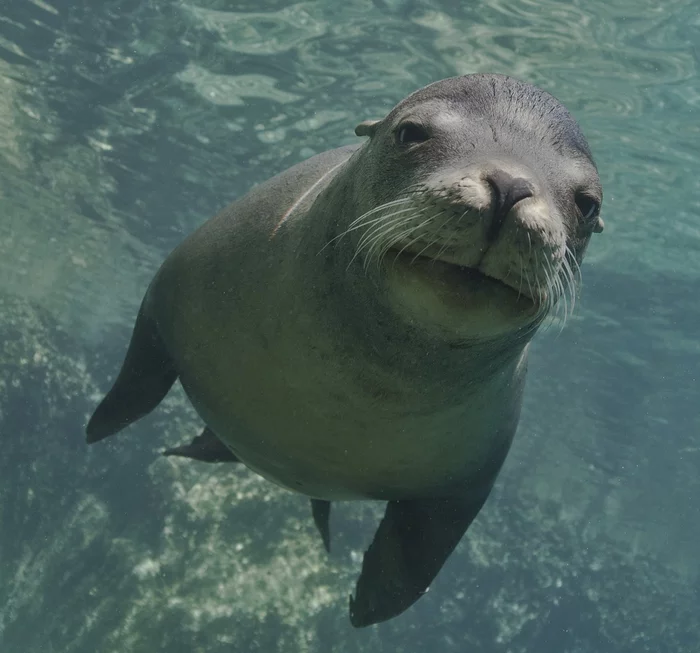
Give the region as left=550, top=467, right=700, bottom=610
left=163, top=427, right=241, bottom=463
left=86, top=301, right=178, bottom=443
left=310, top=499, right=332, bottom=553
left=349, top=491, right=491, bottom=628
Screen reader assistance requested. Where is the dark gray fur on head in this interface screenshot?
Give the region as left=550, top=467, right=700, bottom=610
left=348, top=73, right=602, bottom=259
left=367, top=74, right=595, bottom=163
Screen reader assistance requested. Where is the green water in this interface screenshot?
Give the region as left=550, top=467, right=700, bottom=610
left=0, top=0, right=698, bottom=651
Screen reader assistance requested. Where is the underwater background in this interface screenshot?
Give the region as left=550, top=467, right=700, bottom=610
left=1, top=0, right=698, bottom=651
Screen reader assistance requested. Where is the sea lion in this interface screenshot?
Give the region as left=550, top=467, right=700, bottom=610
left=86, top=73, right=604, bottom=627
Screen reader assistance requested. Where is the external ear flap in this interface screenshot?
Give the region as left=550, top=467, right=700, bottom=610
left=355, top=120, right=380, bottom=138
left=593, top=216, right=604, bottom=233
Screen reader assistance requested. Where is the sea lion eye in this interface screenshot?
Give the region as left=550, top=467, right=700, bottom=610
left=575, top=193, right=600, bottom=223
left=396, top=123, right=430, bottom=145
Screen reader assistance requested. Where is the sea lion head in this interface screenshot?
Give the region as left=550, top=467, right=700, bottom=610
left=332, top=74, right=603, bottom=343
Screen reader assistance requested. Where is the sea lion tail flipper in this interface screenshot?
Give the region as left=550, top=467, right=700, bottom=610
left=86, top=302, right=178, bottom=444
left=348, top=491, right=491, bottom=628
left=163, top=427, right=240, bottom=463
left=310, top=499, right=332, bottom=553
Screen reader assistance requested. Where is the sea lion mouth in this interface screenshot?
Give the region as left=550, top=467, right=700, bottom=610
left=385, top=248, right=537, bottom=305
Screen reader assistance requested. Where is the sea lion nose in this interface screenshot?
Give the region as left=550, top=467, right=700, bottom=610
left=485, top=170, right=534, bottom=241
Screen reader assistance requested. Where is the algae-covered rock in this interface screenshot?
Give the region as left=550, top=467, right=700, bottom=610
left=1, top=292, right=698, bottom=652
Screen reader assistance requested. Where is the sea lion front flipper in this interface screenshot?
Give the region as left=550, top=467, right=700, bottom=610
left=86, top=300, right=178, bottom=443
left=163, top=427, right=240, bottom=463
left=311, top=499, right=332, bottom=553
left=349, top=491, right=491, bottom=628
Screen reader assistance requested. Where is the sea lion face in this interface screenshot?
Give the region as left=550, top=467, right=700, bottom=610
left=343, top=74, right=603, bottom=341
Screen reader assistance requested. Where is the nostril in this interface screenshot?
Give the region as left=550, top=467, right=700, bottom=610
left=485, top=170, right=534, bottom=241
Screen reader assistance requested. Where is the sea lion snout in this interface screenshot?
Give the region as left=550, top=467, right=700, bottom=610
left=385, top=162, right=550, bottom=265
left=414, top=160, right=540, bottom=216
left=484, top=169, right=535, bottom=242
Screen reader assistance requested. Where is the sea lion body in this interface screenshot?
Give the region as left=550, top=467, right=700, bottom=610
left=86, top=74, right=603, bottom=626
left=149, top=144, right=525, bottom=501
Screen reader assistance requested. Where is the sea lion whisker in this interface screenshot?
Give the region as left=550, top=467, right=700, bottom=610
left=380, top=214, right=435, bottom=257
left=410, top=236, right=443, bottom=267
left=364, top=209, right=423, bottom=246
left=559, top=267, right=569, bottom=326
left=352, top=197, right=413, bottom=221
left=359, top=209, right=422, bottom=247
left=344, top=206, right=415, bottom=236
left=568, top=246, right=581, bottom=284
left=550, top=257, right=569, bottom=329
left=348, top=212, right=418, bottom=261
left=319, top=208, right=414, bottom=255
left=382, top=230, right=425, bottom=271
left=565, top=248, right=582, bottom=319
left=357, top=214, right=423, bottom=272
left=384, top=223, right=441, bottom=271
left=558, top=261, right=570, bottom=333
left=376, top=228, right=420, bottom=271
left=561, top=251, right=577, bottom=317
left=347, top=198, right=413, bottom=229
left=433, top=230, right=459, bottom=264
left=568, top=247, right=582, bottom=284
left=354, top=220, right=415, bottom=271
left=365, top=213, right=434, bottom=272
left=544, top=258, right=563, bottom=330
left=543, top=256, right=561, bottom=325
left=525, top=254, right=535, bottom=305
left=547, top=257, right=562, bottom=322
left=385, top=211, right=447, bottom=269
left=399, top=183, right=428, bottom=197
left=535, top=256, right=549, bottom=318
left=516, top=253, right=525, bottom=301
left=380, top=211, right=447, bottom=268
left=427, top=212, right=460, bottom=268
left=354, top=210, right=419, bottom=253
left=364, top=222, right=419, bottom=273
left=389, top=214, right=441, bottom=258
left=348, top=217, right=411, bottom=271
left=559, top=252, right=577, bottom=323
left=537, top=263, right=552, bottom=333
left=389, top=234, right=426, bottom=264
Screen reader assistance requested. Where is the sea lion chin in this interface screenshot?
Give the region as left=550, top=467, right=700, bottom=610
left=382, top=250, right=540, bottom=341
